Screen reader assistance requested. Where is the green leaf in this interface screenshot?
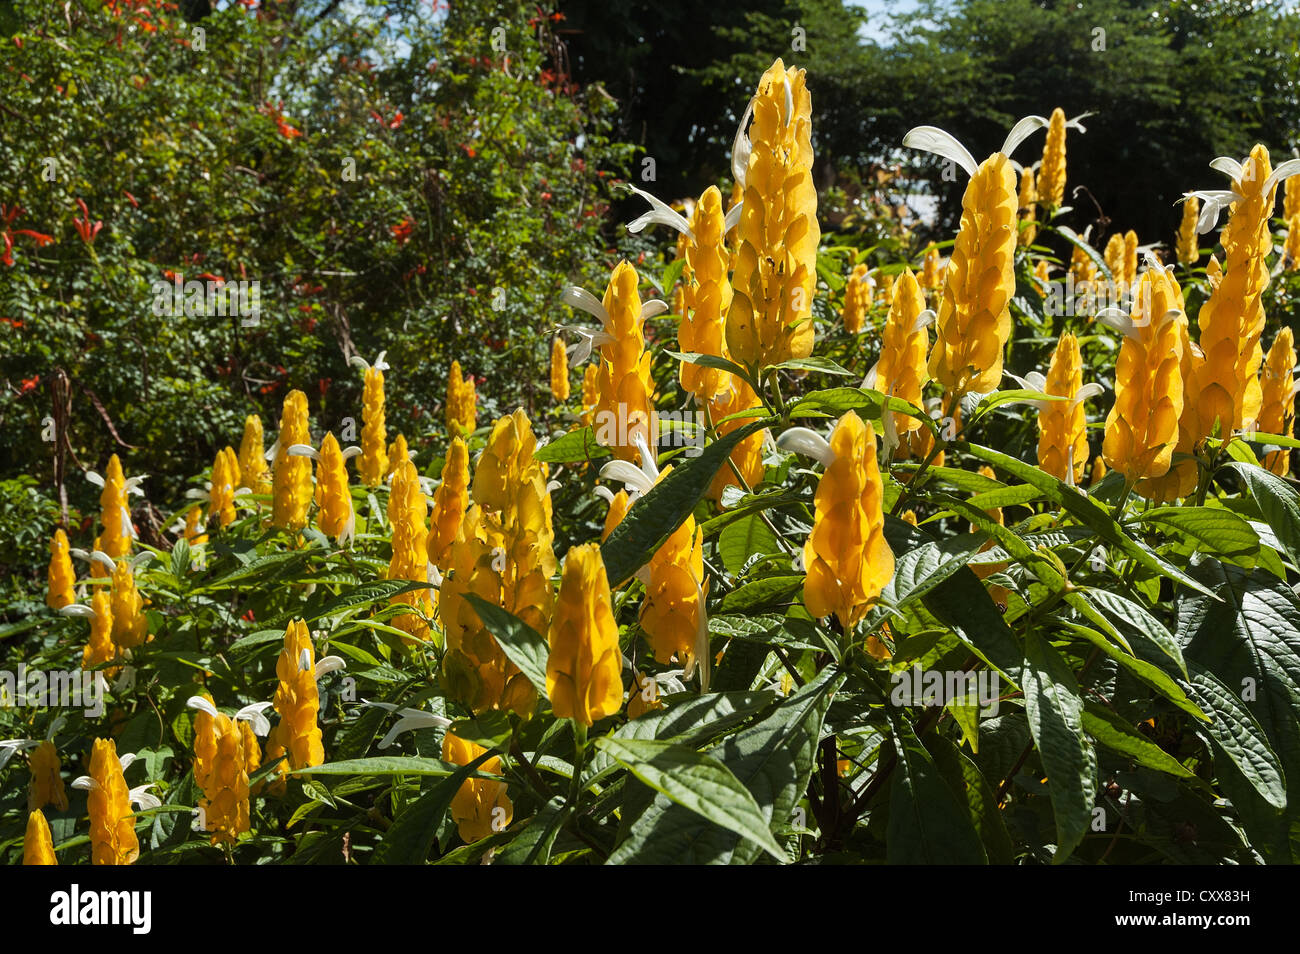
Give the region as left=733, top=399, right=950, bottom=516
left=373, top=750, right=496, bottom=864
left=717, top=574, right=803, bottom=613
left=764, top=355, right=853, bottom=377
left=305, top=580, right=434, bottom=622
left=608, top=667, right=841, bottom=864
left=291, top=756, right=476, bottom=778
left=463, top=593, right=550, bottom=697
left=717, top=513, right=780, bottom=575
left=923, top=731, right=1014, bottom=863
left=1022, top=629, right=1098, bottom=863
left=1134, top=505, right=1260, bottom=565
left=1081, top=701, right=1195, bottom=778
left=1080, top=588, right=1186, bottom=677
left=494, top=798, right=569, bottom=865
left=885, top=708, right=988, bottom=863
left=601, top=418, right=770, bottom=586
left=1224, top=462, right=1300, bottom=564
left=596, top=736, right=787, bottom=861
left=533, top=426, right=613, bottom=464
left=1185, top=663, right=1286, bottom=810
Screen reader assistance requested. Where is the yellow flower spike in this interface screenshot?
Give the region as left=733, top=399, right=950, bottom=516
left=183, top=507, right=207, bottom=546
left=193, top=693, right=218, bottom=794
left=600, top=488, right=630, bottom=542
left=792, top=412, right=895, bottom=631
left=272, top=390, right=313, bottom=532
left=1089, top=455, right=1107, bottom=487
left=1123, top=230, right=1139, bottom=288
left=386, top=458, right=432, bottom=641
left=1206, top=254, right=1222, bottom=285
left=24, top=810, right=57, bottom=865
left=728, top=58, right=819, bottom=368
left=386, top=433, right=410, bottom=480
left=866, top=268, right=929, bottom=436
left=1287, top=172, right=1300, bottom=222
left=265, top=619, right=325, bottom=785
left=679, top=186, right=734, bottom=403
left=550, top=336, right=571, bottom=402
left=546, top=543, right=624, bottom=727
left=210, top=446, right=237, bottom=527
left=580, top=364, right=599, bottom=427
left=1190, top=145, right=1292, bottom=437
left=446, top=360, right=478, bottom=436
left=1070, top=241, right=1097, bottom=287
left=640, top=465, right=707, bottom=673
left=94, top=454, right=132, bottom=559
left=1036, top=107, right=1068, bottom=208
left=28, top=740, right=68, bottom=813
left=842, top=263, right=870, bottom=334
left=86, top=738, right=138, bottom=865
left=877, top=272, right=895, bottom=306
left=313, top=432, right=356, bottom=545
left=357, top=357, right=390, bottom=487
left=427, top=437, right=470, bottom=573
left=1037, top=333, right=1090, bottom=485
left=1176, top=197, right=1201, bottom=265
left=1285, top=214, right=1300, bottom=272
left=239, top=720, right=263, bottom=796
left=109, top=559, right=147, bottom=649
left=594, top=261, right=654, bottom=463
left=900, top=509, right=918, bottom=526
left=442, top=731, right=512, bottom=844
left=1259, top=328, right=1297, bottom=476
left=1103, top=233, right=1126, bottom=289
left=46, top=528, right=75, bottom=610
left=442, top=410, right=556, bottom=715
left=706, top=376, right=766, bottom=500
left=1017, top=165, right=1038, bottom=246
left=1101, top=266, right=1186, bottom=483
left=197, top=712, right=250, bottom=846
left=905, top=120, right=1049, bottom=400
left=237, top=414, right=269, bottom=494
left=82, top=589, right=117, bottom=673
left=1136, top=290, right=1202, bottom=502
left=921, top=244, right=942, bottom=293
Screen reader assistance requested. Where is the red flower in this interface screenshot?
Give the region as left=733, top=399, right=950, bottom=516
left=19, top=375, right=40, bottom=393
left=0, top=204, right=21, bottom=226
left=2, top=233, right=12, bottom=267
left=391, top=218, right=414, bottom=245
left=14, top=229, right=54, bottom=247
left=72, top=199, right=103, bottom=245
left=541, top=191, right=552, bottom=201
left=1, top=317, right=22, bottom=329
left=123, top=190, right=139, bottom=208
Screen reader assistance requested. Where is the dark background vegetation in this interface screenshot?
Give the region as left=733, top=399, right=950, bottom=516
left=3, top=0, right=1300, bottom=601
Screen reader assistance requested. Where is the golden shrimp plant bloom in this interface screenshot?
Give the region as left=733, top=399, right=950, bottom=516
left=386, top=458, right=431, bottom=641
left=23, top=809, right=56, bottom=865
left=427, top=436, right=470, bottom=573
left=864, top=268, right=929, bottom=438
left=637, top=465, right=707, bottom=673
left=351, top=352, right=389, bottom=486
left=312, top=432, right=356, bottom=545
left=94, top=453, right=132, bottom=558
left=550, top=336, right=571, bottom=402
left=546, top=543, right=623, bottom=727
left=442, top=410, right=556, bottom=715
left=1176, top=197, right=1200, bottom=265
left=1036, top=107, right=1068, bottom=208
left=28, top=740, right=68, bottom=813
left=272, top=390, right=313, bottom=531
left=841, top=263, right=871, bottom=335
left=1034, top=333, right=1098, bottom=485
left=1259, top=328, right=1297, bottom=476
left=237, top=414, right=269, bottom=493
left=190, top=700, right=251, bottom=846
left=728, top=58, right=819, bottom=368
left=784, top=411, right=895, bottom=631
left=1101, top=266, right=1186, bottom=483
left=679, top=186, right=734, bottom=403
left=1017, top=165, right=1038, bottom=247
left=903, top=119, right=1048, bottom=398
left=210, top=446, right=238, bottom=527
left=46, top=528, right=75, bottom=610
left=443, top=731, right=512, bottom=843
left=82, top=589, right=116, bottom=673
left=110, top=558, right=147, bottom=649
left=86, top=738, right=138, bottom=865
left=446, top=360, right=478, bottom=436
left=266, top=619, right=325, bottom=780
left=1134, top=272, right=1201, bottom=503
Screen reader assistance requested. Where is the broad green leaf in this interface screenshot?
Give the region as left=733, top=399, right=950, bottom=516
left=494, top=798, right=569, bottom=865
left=718, top=513, right=780, bottom=576
left=1022, top=629, right=1097, bottom=863
left=924, top=731, right=1014, bottom=863
left=373, top=751, right=495, bottom=864
left=596, top=736, right=787, bottom=861
left=1224, top=461, right=1300, bottom=565
left=533, top=426, right=612, bottom=463
left=1081, top=700, right=1194, bottom=778
left=1134, top=505, right=1260, bottom=565
left=463, top=593, right=550, bottom=698
left=1185, top=663, right=1286, bottom=810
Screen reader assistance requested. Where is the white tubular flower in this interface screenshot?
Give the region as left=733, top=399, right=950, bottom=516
left=348, top=350, right=390, bottom=372
left=365, top=700, right=452, bottom=750
left=903, top=115, right=1049, bottom=179
left=0, top=738, right=39, bottom=770
left=774, top=426, right=835, bottom=467
left=626, top=185, right=694, bottom=240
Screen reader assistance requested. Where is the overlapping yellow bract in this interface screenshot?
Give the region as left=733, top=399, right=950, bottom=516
left=46, top=528, right=75, bottom=610
left=443, top=731, right=512, bottom=843
left=841, top=263, right=870, bottom=335
left=680, top=186, right=734, bottom=402
left=550, top=336, right=571, bottom=402
left=1037, top=333, right=1088, bottom=484
left=1259, top=327, right=1297, bottom=476
left=359, top=364, right=389, bottom=486
left=1037, top=107, right=1067, bottom=208
left=273, top=390, right=313, bottom=531
left=594, top=261, right=654, bottom=463
left=728, top=58, right=819, bottom=368
left=546, top=543, right=623, bottom=726
left=265, top=619, right=324, bottom=786
left=875, top=268, right=929, bottom=435
left=87, top=738, right=138, bottom=865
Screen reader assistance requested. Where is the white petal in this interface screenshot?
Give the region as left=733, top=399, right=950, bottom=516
left=118, top=752, right=139, bottom=771
left=1096, top=307, right=1138, bottom=340
left=626, top=186, right=694, bottom=239
left=71, top=775, right=97, bottom=791
left=731, top=98, right=755, bottom=185
left=288, top=443, right=319, bottom=459
left=58, top=603, right=97, bottom=618
left=1264, top=158, right=1300, bottom=193
left=1065, top=111, right=1093, bottom=133
left=129, top=783, right=161, bottom=810
left=1209, top=156, right=1244, bottom=181
left=85, top=471, right=104, bottom=488
left=775, top=427, right=834, bottom=466
left=299, top=648, right=313, bottom=673
left=314, top=655, right=348, bottom=678
left=131, top=551, right=155, bottom=569
left=631, top=432, right=659, bottom=481
left=561, top=286, right=609, bottom=326
left=374, top=350, right=389, bottom=371
left=594, top=484, right=616, bottom=505
left=347, top=354, right=370, bottom=370
left=186, top=696, right=220, bottom=718
left=903, top=126, right=977, bottom=179
left=1073, top=383, right=1105, bottom=405
left=860, top=360, right=880, bottom=390
left=641, top=299, right=670, bottom=319
left=724, top=201, right=744, bottom=234
left=913, top=309, right=936, bottom=332
left=235, top=702, right=274, bottom=737
left=599, top=459, right=655, bottom=497
left=341, top=445, right=363, bottom=460
left=1000, top=115, right=1049, bottom=158
left=90, top=550, right=117, bottom=574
